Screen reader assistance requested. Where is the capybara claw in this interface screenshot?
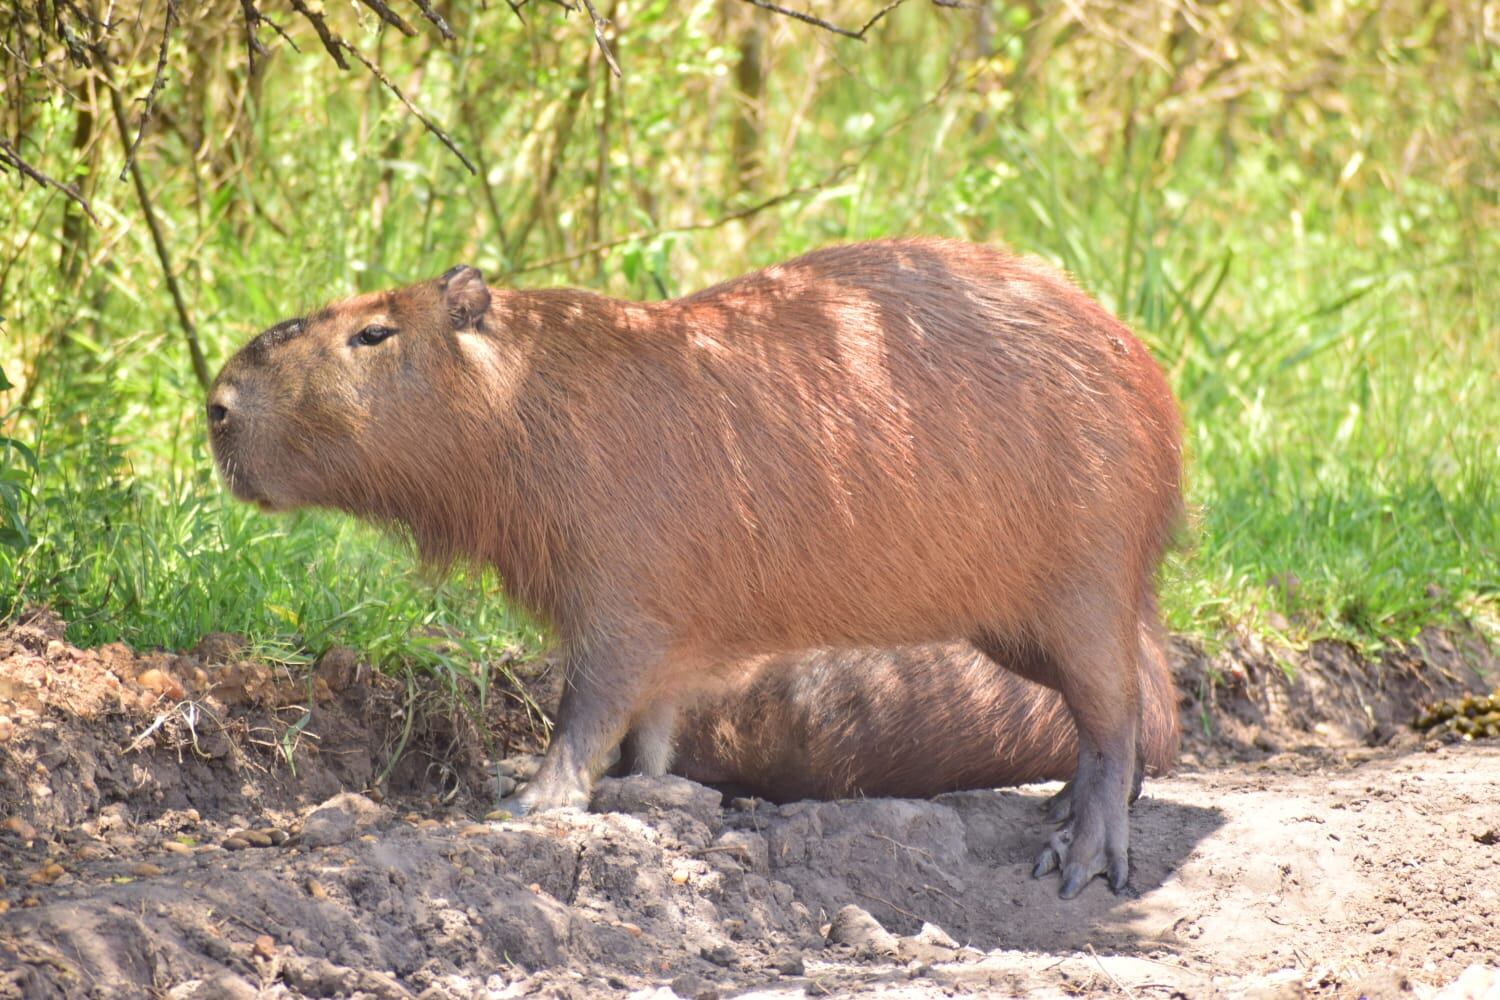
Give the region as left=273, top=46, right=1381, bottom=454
left=1059, top=863, right=1092, bottom=900
left=1107, top=854, right=1131, bottom=894
left=1032, top=845, right=1061, bottom=879
left=506, top=778, right=590, bottom=816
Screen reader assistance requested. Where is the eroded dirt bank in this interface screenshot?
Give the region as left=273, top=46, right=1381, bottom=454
left=0, top=611, right=1496, bottom=998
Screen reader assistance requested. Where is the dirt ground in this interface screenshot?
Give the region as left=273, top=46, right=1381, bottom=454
left=1, top=609, right=1497, bottom=999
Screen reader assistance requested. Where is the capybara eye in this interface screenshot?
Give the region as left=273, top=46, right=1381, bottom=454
left=351, top=325, right=396, bottom=347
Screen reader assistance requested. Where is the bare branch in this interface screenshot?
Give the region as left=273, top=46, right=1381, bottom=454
left=102, top=75, right=211, bottom=390
left=408, top=0, right=457, bottom=39
left=237, top=0, right=271, bottom=68
left=514, top=164, right=854, bottom=274
left=0, top=138, right=101, bottom=226
left=118, top=0, right=178, bottom=182
left=257, top=10, right=302, bottom=52
left=736, top=0, right=908, bottom=41
left=340, top=43, right=477, bottom=175
left=286, top=0, right=349, bottom=69
left=356, top=0, right=418, bottom=37
left=579, top=0, right=621, bottom=77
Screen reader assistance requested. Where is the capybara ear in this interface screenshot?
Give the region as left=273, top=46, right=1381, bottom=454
left=440, top=265, right=491, bottom=330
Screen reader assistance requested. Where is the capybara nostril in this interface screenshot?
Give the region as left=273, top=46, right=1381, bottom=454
left=206, top=384, right=236, bottom=427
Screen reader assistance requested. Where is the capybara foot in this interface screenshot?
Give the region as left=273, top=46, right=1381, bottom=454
left=1032, top=814, right=1130, bottom=898
left=503, top=775, right=591, bottom=816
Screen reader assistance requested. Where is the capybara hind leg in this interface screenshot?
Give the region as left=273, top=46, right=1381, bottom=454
left=509, top=645, right=653, bottom=815
left=1028, top=622, right=1140, bottom=898
left=1040, top=737, right=1146, bottom=824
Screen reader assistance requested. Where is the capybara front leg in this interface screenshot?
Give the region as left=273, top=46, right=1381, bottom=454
left=507, top=643, right=653, bottom=815
left=1031, top=624, right=1140, bottom=898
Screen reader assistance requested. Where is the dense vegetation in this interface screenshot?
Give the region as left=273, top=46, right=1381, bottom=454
left=1, top=0, right=1495, bottom=684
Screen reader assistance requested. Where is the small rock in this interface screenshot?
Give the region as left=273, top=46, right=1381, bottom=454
left=301, top=792, right=383, bottom=849
left=129, top=862, right=163, bottom=878
left=699, top=944, right=736, bottom=968
left=221, top=837, right=250, bottom=851
left=162, top=841, right=193, bottom=856
left=313, top=646, right=359, bottom=694
left=898, top=922, right=962, bottom=964
left=592, top=775, right=723, bottom=830
left=0, top=716, right=13, bottom=742
left=912, top=922, right=959, bottom=950
left=493, top=774, right=519, bottom=799
left=253, top=935, right=277, bottom=960
left=136, top=668, right=185, bottom=700
left=711, top=830, right=769, bottom=874
left=186, top=973, right=259, bottom=1000
left=27, top=862, right=65, bottom=886
left=237, top=829, right=274, bottom=848
left=2, top=817, right=37, bottom=842
left=772, top=954, right=805, bottom=976
left=728, top=797, right=760, bottom=811
left=669, top=972, right=718, bottom=1000
left=306, top=879, right=329, bottom=900
left=826, top=904, right=899, bottom=958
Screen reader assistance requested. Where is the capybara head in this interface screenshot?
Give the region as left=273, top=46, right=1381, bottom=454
left=207, top=266, right=492, bottom=517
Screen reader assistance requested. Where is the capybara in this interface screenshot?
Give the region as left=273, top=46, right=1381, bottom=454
left=208, top=238, right=1183, bottom=897
left=661, top=618, right=1179, bottom=803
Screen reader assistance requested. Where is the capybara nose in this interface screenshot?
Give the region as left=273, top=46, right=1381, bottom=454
left=207, top=385, right=235, bottom=427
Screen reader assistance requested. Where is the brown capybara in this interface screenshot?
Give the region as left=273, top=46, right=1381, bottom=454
left=659, top=616, right=1179, bottom=804
left=208, top=238, right=1183, bottom=897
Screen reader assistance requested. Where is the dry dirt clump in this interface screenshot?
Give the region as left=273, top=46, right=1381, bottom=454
left=0, top=611, right=1497, bottom=999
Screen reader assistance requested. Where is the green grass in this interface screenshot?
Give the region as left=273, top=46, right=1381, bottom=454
left=1, top=1, right=1495, bottom=672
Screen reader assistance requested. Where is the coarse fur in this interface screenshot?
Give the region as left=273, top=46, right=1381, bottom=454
left=208, top=238, right=1184, bottom=897
left=665, top=614, right=1179, bottom=802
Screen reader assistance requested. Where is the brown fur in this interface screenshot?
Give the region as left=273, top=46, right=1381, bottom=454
left=667, top=618, right=1179, bottom=801
left=209, top=239, right=1183, bottom=895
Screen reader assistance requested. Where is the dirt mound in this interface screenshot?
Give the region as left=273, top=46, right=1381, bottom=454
left=1, top=613, right=1496, bottom=998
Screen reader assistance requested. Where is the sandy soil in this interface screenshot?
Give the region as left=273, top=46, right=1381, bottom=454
left=0, top=610, right=1496, bottom=999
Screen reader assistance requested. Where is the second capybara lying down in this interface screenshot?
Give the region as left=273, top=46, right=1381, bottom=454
left=656, top=617, right=1179, bottom=803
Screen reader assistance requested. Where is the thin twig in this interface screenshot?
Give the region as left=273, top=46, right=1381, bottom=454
left=409, top=0, right=456, bottom=39
left=356, top=0, right=418, bottom=37
left=0, top=138, right=100, bottom=226
left=340, top=42, right=477, bottom=174
left=237, top=0, right=269, bottom=69
left=737, top=0, right=907, bottom=41
left=1086, top=944, right=1139, bottom=999
left=286, top=0, right=349, bottom=68
left=118, top=0, right=178, bottom=182
left=514, top=164, right=853, bottom=273
left=104, top=77, right=212, bottom=390
left=579, top=0, right=621, bottom=77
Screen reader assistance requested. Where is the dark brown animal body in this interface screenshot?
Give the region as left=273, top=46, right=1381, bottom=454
left=667, top=621, right=1179, bottom=802
left=208, top=238, right=1183, bottom=897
